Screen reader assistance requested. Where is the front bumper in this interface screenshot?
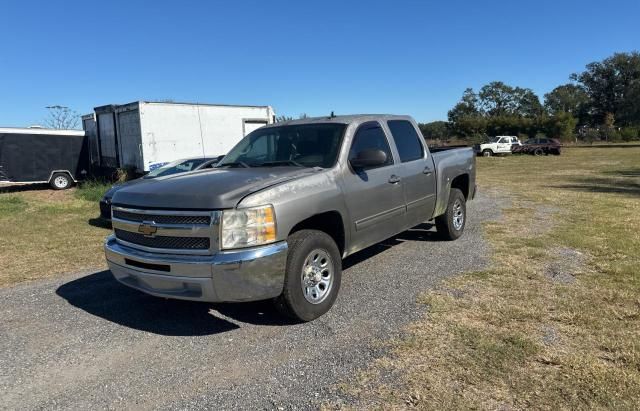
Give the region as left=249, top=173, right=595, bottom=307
left=104, top=235, right=288, bottom=302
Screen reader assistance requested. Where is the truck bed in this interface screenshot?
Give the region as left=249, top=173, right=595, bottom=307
left=428, top=144, right=470, bottom=153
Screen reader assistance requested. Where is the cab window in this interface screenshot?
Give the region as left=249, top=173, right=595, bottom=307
left=349, top=122, right=394, bottom=169
left=387, top=120, right=424, bottom=162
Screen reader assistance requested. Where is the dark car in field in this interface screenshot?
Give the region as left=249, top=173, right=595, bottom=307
left=99, top=156, right=222, bottom=220
left=511, top=137, right=562, bottom=156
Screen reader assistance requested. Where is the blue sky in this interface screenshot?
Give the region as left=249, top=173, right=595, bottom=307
left=1, top=0, right=638, bottom=127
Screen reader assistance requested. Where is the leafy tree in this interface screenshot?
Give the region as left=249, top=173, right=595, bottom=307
left=513, top=87, right=544, bottom=118
left=571, top=51, right=640, bottom=126
left=544, top=84, right=589, bottom=119
left=544, top=111, right=577, bottom=141
left=475, top=82, right=543, bottom=118
left=478, top=82, right=518, bottom=116
left=447, top=88, right=480, bottom=122
left=419, top=121, right=450, bottom=140
left=452, top=116, right=487, bottom=139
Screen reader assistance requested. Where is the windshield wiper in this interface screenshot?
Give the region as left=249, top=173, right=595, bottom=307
left=257, top=160, right=305, bottom=167
left=216, top=161, right=250, bottom=168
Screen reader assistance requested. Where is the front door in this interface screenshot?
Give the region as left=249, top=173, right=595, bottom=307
left=342, top=121, right=405, bottom=254
left=496, top=137, right=510, bottom=153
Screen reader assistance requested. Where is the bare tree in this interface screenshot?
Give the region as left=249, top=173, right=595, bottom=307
left=44, top=105, right=80, bottom=129
left=275, top=113, right=309, bottom=123
left=275, top=115, right=294, bottom=123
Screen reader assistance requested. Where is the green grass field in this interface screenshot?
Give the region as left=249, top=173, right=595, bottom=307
left=340, top=147, right=640, bottom=409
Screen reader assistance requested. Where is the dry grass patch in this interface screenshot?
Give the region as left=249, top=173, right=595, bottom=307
left=337, top=148, right=640, bottom=409
left=0, top=182, right=112, bottom=286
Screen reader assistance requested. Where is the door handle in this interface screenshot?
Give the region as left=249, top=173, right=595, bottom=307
left=388, top=175, right=401, bottom=184
left=423, top=167, right=432, bottom=176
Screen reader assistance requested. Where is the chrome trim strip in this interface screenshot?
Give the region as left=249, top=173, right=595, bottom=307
left=406, top=194, right=435, bottom=210
left=355, top=205, right=406, bottom=231
left=113, top=237, right=213, bottom=256
left=110, top=207, right=220, bottom=255
left=112, top=218, right=212, bottom=238
left=111, top=206, right=216, bottom=217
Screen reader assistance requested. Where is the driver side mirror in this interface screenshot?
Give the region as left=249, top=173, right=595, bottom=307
left=349, top=149, right=388, bottom=169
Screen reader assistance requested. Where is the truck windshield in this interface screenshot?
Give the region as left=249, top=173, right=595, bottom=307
left=488, top=137, right=500, bottom=143
left=218, top=123, right=346, bottom=168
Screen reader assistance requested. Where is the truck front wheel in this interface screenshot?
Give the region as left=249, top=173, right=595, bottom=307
left=482, top=149, right=493, bottom=157
left=275, top=230, right=342, bottom=322
left=435, top=188, right=466, bottom=241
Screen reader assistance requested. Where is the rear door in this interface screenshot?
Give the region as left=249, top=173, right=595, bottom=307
left=386, top=119, right=436, bottom=227
left=342, top=121, right=405, bottom=253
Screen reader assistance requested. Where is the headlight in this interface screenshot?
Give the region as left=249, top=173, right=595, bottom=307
left=221, top=205, right=276, bottom=249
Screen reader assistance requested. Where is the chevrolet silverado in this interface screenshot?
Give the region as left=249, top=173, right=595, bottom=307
left=104, top=115, right=476, bottom=321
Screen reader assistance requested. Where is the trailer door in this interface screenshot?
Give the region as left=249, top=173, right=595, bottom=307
left=82, top=117, right=99, bottom=166
left=117, top=110, right=143, bottom=172
left=243, top=119, right=268, bottom=136
left=97, top=112, right=118, bottom=168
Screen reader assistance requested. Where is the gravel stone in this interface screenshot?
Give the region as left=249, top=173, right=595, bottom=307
left=0, top=190, right=508, bottom=410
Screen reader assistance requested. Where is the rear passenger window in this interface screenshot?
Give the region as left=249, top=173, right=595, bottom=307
left=387, top=120, right=424, bottom=162
left=349, top=122, right=394, bottom=168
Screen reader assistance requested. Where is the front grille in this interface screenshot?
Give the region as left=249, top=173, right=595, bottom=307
left=113, top=209, right=211, bottom=225
left=115, top=228, right=210, bottom=250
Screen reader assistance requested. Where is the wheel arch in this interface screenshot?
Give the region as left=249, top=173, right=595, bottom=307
left=288, top=211, right=346, bottom=257
left=48, top=170, right=76, bottom=183
left=451, top=173, right=470, bottom=199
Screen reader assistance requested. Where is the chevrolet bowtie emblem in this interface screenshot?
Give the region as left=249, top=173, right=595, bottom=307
left=138, top=223, right=158, bottom=237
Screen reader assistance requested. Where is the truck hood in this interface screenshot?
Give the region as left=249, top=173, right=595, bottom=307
left=111, top=167, right=318, bottom=210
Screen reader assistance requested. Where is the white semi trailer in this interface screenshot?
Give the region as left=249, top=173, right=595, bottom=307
left=83, top=101, right=275, bottom=173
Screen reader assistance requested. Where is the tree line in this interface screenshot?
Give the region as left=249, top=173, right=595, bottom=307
left=419, top=51, right=640, bottom=143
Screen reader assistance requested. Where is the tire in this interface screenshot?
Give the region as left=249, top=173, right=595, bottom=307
left=50, top=173, right=73, bottom=190
left=533, top=148, right=544, bottom=156
left=435, top=188, right=466, bottom=241
left=275, top=230, right=342, bottom=322
left=482, top=149, right=493, bottom=157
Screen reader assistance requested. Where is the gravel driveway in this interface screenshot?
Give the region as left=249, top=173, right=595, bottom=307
left=0, top=190, right=505, bottom=410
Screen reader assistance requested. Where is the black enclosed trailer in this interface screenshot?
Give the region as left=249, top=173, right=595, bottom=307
left=0, top=128, right=89, bottom=189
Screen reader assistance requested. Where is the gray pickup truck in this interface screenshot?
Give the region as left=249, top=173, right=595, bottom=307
left=104, top=115, right=476, bottom=321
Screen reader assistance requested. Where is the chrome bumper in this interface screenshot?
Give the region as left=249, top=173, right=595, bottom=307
left=104, top=235, right=288, bottom=303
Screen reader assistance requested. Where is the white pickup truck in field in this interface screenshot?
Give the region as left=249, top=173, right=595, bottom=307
left=473, top=136, right=521, bottom=156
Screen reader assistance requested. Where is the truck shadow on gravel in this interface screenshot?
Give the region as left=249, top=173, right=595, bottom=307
left=343, top=222, right=438, bottom=268
left=56, top=223, right=438, bottom=336
left=56, top=270, right=296, bottom=336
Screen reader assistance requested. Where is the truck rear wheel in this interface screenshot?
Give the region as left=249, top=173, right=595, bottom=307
left=435, top=188, right=466, bottom=241
left=275, top=230, right=342, bottom=322
left=50, top=173, right=73, bottom=190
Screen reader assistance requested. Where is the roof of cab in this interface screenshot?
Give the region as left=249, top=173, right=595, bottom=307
left=264, top=114, right=414, bottom=128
